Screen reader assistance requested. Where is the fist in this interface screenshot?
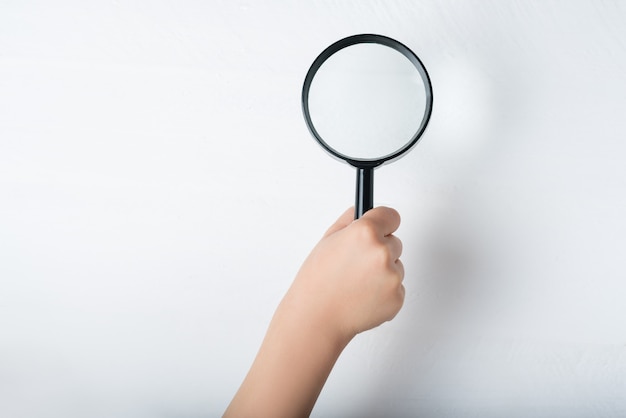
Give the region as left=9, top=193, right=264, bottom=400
left=284, top=206, right=405, bottom=341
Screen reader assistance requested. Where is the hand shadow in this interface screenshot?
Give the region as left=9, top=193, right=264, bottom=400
left=351, top=208, right=486, bottom=417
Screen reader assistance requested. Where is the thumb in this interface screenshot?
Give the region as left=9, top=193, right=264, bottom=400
left=322, top=207, right=355, bottom=238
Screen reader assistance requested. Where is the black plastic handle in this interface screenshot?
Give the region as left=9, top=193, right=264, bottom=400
left=355, top=167, right=374, bottom=219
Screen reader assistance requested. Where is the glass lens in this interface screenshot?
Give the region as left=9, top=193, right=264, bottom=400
left=307, top=43, right=428, bottom=160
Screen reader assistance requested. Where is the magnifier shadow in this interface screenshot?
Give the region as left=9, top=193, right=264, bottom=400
left=343, top=50, right=535, bottom=418
left=347, top=101, right=534, bottom=418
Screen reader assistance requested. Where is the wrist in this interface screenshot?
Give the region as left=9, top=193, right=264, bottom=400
left=275, top=289, right=355, bottom=351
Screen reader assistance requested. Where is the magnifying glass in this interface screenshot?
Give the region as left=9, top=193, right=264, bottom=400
left=302, top=34, right=433, bottom=219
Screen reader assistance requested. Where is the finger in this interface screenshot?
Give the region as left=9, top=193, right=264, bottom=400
left=360, top=206, right=401, bottom=236
left=323, top=206, right=355, bottom=238
left=386, top=235, right=403, bottom=260
left=394, top=259, right=405, bottom=282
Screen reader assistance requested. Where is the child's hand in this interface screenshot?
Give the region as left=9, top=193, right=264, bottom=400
left=281, top=206, right=405, bottom=343
left=224, top=206, right=405, bottom=418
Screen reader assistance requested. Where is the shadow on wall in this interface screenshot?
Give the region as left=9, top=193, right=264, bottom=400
left=349, top=207, right=489, bottom=417
left=350, top=45, right=533, bottom=416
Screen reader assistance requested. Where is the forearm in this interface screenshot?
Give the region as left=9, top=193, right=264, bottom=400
left=224, top=294, right=352, bottom=417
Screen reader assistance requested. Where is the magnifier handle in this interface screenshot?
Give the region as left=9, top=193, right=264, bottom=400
left=355, top=167, right=374, bottom=219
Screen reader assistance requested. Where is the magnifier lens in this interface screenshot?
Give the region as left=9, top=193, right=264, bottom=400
left=307, top=43, right=427, bottom=161
left=302, top=35, right=433, bottom=218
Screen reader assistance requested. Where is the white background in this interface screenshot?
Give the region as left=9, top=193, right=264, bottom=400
left=1, top=1, right=626, bottom=417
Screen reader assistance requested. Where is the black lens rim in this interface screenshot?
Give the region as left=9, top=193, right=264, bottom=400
left=302, top=34, right=434, bottom=168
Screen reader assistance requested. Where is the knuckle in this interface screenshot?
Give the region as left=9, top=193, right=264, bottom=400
left=369, top=243, right=390, bottom=267
left=395, top=284, right=406, bottom=309
left=354, top=218, right=379, bottom=243
left=390, top=280, right=405, bottom=302
left=377, top=206, right=401, bottom=226
left=380, top=246, right=393, bottom=266
left=396, top=238, right=403, bottom=257
left=395, top=260, right=405, bottom=281
left=393, top=266, right=405, bottom=283
left=383, top=270, right=403, bottom=296
left=385, top=206, right=401, bottom=223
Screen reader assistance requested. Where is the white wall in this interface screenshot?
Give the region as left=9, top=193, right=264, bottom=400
left=2, top=1, right=626, bottom=417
